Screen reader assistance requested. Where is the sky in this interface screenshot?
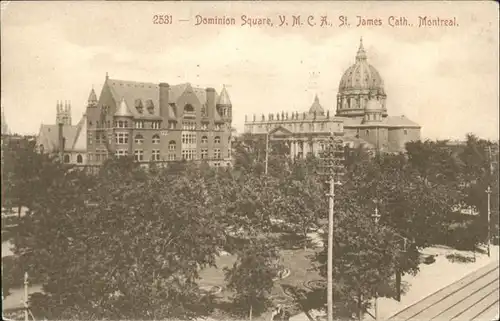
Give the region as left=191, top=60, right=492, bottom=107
left=1, top=1, right=499, bottom=140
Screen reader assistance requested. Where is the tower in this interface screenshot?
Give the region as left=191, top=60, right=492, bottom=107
left=56, top=100, right=72, bottom=125
left=217, top=85, right=232, bottom=121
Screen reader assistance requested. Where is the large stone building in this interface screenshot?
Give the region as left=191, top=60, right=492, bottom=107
left=86, top=74, right=233, bottom=167
left=244, top=39, right=421, bottom=157
left=36, top=101, right=88, bottom=165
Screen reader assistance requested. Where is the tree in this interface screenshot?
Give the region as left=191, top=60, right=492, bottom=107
left=14, top=161, right=227, bottom=320
left=273, top=164, right=326, bottom=249
left=1, top=137, right=62, bottom=217
left=313, top=203, right=413, bottom=320
left=224, top=238, right=282, bottom=319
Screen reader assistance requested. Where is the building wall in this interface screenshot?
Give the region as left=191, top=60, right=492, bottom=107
left=388, top=127, right=421, bottom=152
left=62, top=151, right=87, bottom=165
left=86, top=82, right=232, bottom=166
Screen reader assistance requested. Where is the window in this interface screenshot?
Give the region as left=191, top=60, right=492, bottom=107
left=366, top=130, right=369, bottom=136
left=184, top=104, right=195, bottom=114
left=214, top=136, right=221, bottom=144
left=169, top=140, right=176, bottom=151
left=181, top=149, right=196, bottom=160
left=201, top=148, right=208, bottom=159
left=214, top=148, right=221, bottom=159
left=107, top=120, right=111, bottom=128
left=201, top=136, right=208, bottom=144
left=168, top=121, right=176, bottom=129
left=134, top=150, right=144, bottom=162
left=135, top=134, right=144, bottom=145
left=64, top=154, right=70, bottom=163
left=152, top=121, right=161, bottom=129
left=214, top=124, right=222, bottom=131
left=320, top=123, right=325, bottom=130
left=88, top=132, right=93, bottom=145
left=76, top=154, right=83, bottom=164
left=168, top=153, right=176, bottom=161
left=115, top=149, right=128, bottom=158
left=183, top=121, right=196, bottom=130
left=117, top=120, right=128, bottom=128
left=213, top=162, right=220, bottom=168
left=181, top=133, right=196, bottom=144
left=152, top=134, right=160, bottom=144
left=115, top=132, right=129, bottom=144
left=135, top=121, right=144, bottom=129
left=404, top=129, right=408, bottom=135
left=151, top=149, right=160, bottom=161
left=201, top=123, right=208, bottom=130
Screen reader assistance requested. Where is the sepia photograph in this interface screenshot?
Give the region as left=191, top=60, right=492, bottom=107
left=1, top=1, right=499, bottom=321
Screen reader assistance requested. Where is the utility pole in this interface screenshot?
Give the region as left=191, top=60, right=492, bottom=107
left=486, top=185, right=492, bottom=258
left=371, top=204, right=381, bottom=321
left=24, top=272, right=29, bottom=321
left=319, top=134, right=344, bottom=321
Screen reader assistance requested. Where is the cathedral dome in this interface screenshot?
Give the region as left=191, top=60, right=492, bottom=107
left=338, top=39, right=385, bottom=95
left=336, top=38, right=388, bottom=118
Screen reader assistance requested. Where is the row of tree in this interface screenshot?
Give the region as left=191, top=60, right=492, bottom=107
left=1, top=133, right=498, bottom=320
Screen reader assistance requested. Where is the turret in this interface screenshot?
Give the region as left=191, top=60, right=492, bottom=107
left=217, top=85, right=232, bottom=120
left=87, top=88, right=98, bottom=107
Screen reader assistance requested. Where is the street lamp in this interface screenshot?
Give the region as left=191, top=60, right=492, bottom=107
left=319, top=133, right=345, bottom=321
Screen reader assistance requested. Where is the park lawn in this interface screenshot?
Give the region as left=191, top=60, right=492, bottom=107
left=197, top=247, right=323, bottom=320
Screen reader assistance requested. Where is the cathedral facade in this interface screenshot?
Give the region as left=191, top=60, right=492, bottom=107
left=85, top=74, right=233, bottom=167
left=244, top=39, right=421, bottom=157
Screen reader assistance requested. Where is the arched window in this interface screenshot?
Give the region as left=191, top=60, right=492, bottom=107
left=201, top=136, right=208, bottom=144
left=152, top=134, right=160, bottom=144
left=76, top=154, right=83, bottom=164
left=169, top=140, right=176, bottom=151
left=135, top=134, right=144, bottom=144
left=64, top=154, right=70, bottom=163
left=184, top=104, right=195, bottom=113
left=214, top=136, right=221, bottom=144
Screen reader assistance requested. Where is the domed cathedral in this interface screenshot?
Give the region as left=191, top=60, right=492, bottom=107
left=243, top=38, right=421, bottom=158
left=336, top=38, right=421, bottom=153
left=85, top=73, right=233, bottom=167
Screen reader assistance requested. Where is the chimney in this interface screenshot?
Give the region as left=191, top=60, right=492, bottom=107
left=58, top=122, right=65, bottom=161
left=159, top=82, right=170, bottom=125
left=206, top=87, right=216, bottom=118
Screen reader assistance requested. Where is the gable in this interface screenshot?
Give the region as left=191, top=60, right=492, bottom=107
left=269, top=126, right=293, bottom=136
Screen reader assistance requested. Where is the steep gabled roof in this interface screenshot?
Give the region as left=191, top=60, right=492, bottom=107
left=107, top=79, right=160, bottom=118
left=36, top=114, right=87, bottom=153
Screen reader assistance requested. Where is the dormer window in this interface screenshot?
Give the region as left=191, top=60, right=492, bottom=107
left=146, top=99, right=154, bottom=114
left=135, top=99, right=144, bottom=113
left=184, top=104, right=195, bottom=114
